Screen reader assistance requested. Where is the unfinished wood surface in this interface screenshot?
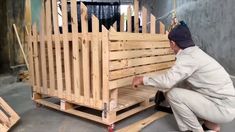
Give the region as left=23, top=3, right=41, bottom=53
left=142, top=7, right=147, bottom=33
left=110, top=61, right=174, bottom=80
left=116, top=112, right=168, bottom=132
left=27, top=26, right=34, bottom=86
left=134, top=0, right=139, bottom=33
left=109, top=32, right=168, bottom=41
left=92, top=15, right=101, bottom=108
left=127, top=6, right=132, bottom=33
left=120, top=13, right=124, bottom=32
left=150, top=14, right=156, bottom=34
left=110, top=41, right=170, bottom=51
left=71, top=0, right=81, bottom=102
left=62, top=0, right=72, bottom=100
left=159, top=21, right=165, bottom=34
left=81, top=3, right=90, bottom=106
left=52, top=0, right=63, bottom=98
left=110, top=48, right=173, bottom=60
left=112, top=21, right=117, bottom=31
left=32, top=24, right=41, bottom=93
left=0, top=97, right=20, bottom=132
left=110, top=54, right=175, bottom=70
left=45, top=0, right=55, bottom=95
left=39, top=4, right=48, bottom=94
left=102, top=26, right=110, bottom=115
left=13, top=24, right=29, bottom=69
left=110, top=69, right=168, bottom=89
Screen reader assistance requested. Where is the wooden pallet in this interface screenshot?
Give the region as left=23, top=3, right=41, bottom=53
left=33, top=85, right=157, bottom=125
left=0, top=97, right=20, bottom=132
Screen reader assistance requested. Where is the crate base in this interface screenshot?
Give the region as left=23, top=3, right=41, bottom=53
left=33, top=86, right=157, bottom=125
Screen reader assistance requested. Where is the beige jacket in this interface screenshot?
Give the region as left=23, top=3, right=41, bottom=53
left=143, top=46, right=235, bottom=108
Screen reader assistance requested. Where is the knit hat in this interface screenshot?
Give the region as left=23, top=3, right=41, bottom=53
left=168, top=21, right=195, bottom=49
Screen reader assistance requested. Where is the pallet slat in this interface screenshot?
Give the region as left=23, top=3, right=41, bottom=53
left=110, top=41, right=170, bottom=51
left=134, top=0, right=139, bottom=33
left=142, top=7, right=147, bottom=33
left=45, top=0, right=55, bottom=95
left=110, top=48, right=174, bottom=60
left=52, top=0, right=63, bottom=98
left=92, top=15, right=101, bottom=108
left=81, top=3, right=90, bottom=106
left=150, top=14, right=156, bottom=34
left=71, top=0, right=81, bottom=102
left=110, top=55, right=175, bottom=70
left=127, top=6, right=132, bottom=33
left=110, top=61, right=174, bottom=80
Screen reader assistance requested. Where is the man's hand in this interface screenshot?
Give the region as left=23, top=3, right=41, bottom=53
left=132, top=76, right=144, bottom=89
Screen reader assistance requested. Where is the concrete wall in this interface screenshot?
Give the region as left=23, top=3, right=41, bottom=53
left=140, top=0, right=235, bottom=76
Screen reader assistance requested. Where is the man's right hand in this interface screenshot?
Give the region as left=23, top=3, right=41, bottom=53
left=132, top=76, right=144, bottom=89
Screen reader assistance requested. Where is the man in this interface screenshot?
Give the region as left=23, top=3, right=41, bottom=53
left=132, top=21, right=235, bottom=132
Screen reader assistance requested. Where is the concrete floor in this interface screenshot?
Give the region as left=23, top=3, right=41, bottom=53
left=0, top=74, right=235, bottom=132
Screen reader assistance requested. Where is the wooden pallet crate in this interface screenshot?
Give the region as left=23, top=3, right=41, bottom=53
left=0, top=97, right=20, bottom=132
left=27, top=0, right=175, bottom=125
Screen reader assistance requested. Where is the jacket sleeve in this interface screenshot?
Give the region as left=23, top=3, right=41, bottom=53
left=143, top=56, right=198, bottom=90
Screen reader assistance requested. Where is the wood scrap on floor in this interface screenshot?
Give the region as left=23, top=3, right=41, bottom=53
left=0, top=97, right=20, bottom=132
left=116, top=112, right=168, bottom=132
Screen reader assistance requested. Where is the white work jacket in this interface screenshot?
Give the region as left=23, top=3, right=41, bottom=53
left=143, top=46, right=235, bottom=108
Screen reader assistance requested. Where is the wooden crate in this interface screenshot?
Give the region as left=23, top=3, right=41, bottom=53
left=0, top=97, right=20, bottom=132
left=27, top=0, right=175, bottom=125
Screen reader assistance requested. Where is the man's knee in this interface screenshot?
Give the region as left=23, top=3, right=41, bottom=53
left=166, top=88, right=185, bottom=103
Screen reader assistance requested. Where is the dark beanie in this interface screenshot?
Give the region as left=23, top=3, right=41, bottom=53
left=168, top=21, right=195, bottom=49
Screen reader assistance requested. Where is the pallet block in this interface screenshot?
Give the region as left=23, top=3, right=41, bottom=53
left=0, top=97, right=20, bottom=132
left=28, top=0, right=175, bottom=126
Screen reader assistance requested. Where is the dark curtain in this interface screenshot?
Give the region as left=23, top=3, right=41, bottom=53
left=64, top=2, right=120, bottom=33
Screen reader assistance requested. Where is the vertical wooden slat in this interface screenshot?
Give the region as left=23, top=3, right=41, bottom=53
left=28, top=26, right=34, bottom=87
left=120, top=13, right=124, bottom=32
left=52, top=0, right=63, bottom=98
left=71, top=0, right=81, bottom=103
left=39, top=3, right=48, bottom=94
left=150, top=14, right=156, bottom=34
left=159, top=21, right=165, bottom=34
left=92, top=15, right=101, bottom=108
left=127, top=6, right=132, bottom=33
left=45, top=0, right=55, bottom=96
left=142, top=7, right=147, bottom=33
left=32, top=24, right=40, bottom=93
left=81, top=3, right=90, bottom=105
left=102, top=25, right=110, bottom=115
left=62, top=0, right=72, bottom=100
left=134, top=0, right=139, bottom=33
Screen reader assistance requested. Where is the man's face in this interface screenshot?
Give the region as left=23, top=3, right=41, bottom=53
left=169, top=40, right=179, bottom=54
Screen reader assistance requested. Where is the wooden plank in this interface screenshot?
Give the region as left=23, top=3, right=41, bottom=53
left=159, top=21, right=165, bottom=34
left=112, top=21, right=117, bottom=31
left=110, top=41, right=170, bottom=51
left=81, top=3, right=90, bottom=105
left=39, top=3, right=48, bottom=94
left=127, top=6, right=132, bottom=33
left=62, top=0, right=72, bottom=100
left=102, top=26, right=110, bottom=119
left=13, top=24, right=29, bottom=69
left=109, top=69, right=168, bottom=89
left=71, top=0, right=81, bottom=102
left=92, top=15, right=101, bottom=108
left=150, top=14, right=156, bottom=34
left=109, top=32, right=168, bottom=41
left=142, top=6, right=147, bottom=33
left=134, top=0, right=139, bottom=33
left=0, top=110, right=9, bottom=125
left=110, top=54, right=175, bottom=70
left=32, top=24, right=40, bottom=93
left=120, top=13, right=124, bottom=32
left=27, top=26, right=35, bottom=86
left=45, top=0, right=55, bottom=96
left=116, top=112, right=168, bottom=132
left=110, top=48, right=174, bottom=60
left=110, top=61, right=174, bottom=80
left=0, top=97, right=20, bottom=121
left=52, top=0, right=63, bottom=98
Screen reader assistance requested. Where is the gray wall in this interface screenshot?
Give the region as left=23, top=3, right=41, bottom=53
left=140, top=0, right=235, bottom=76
